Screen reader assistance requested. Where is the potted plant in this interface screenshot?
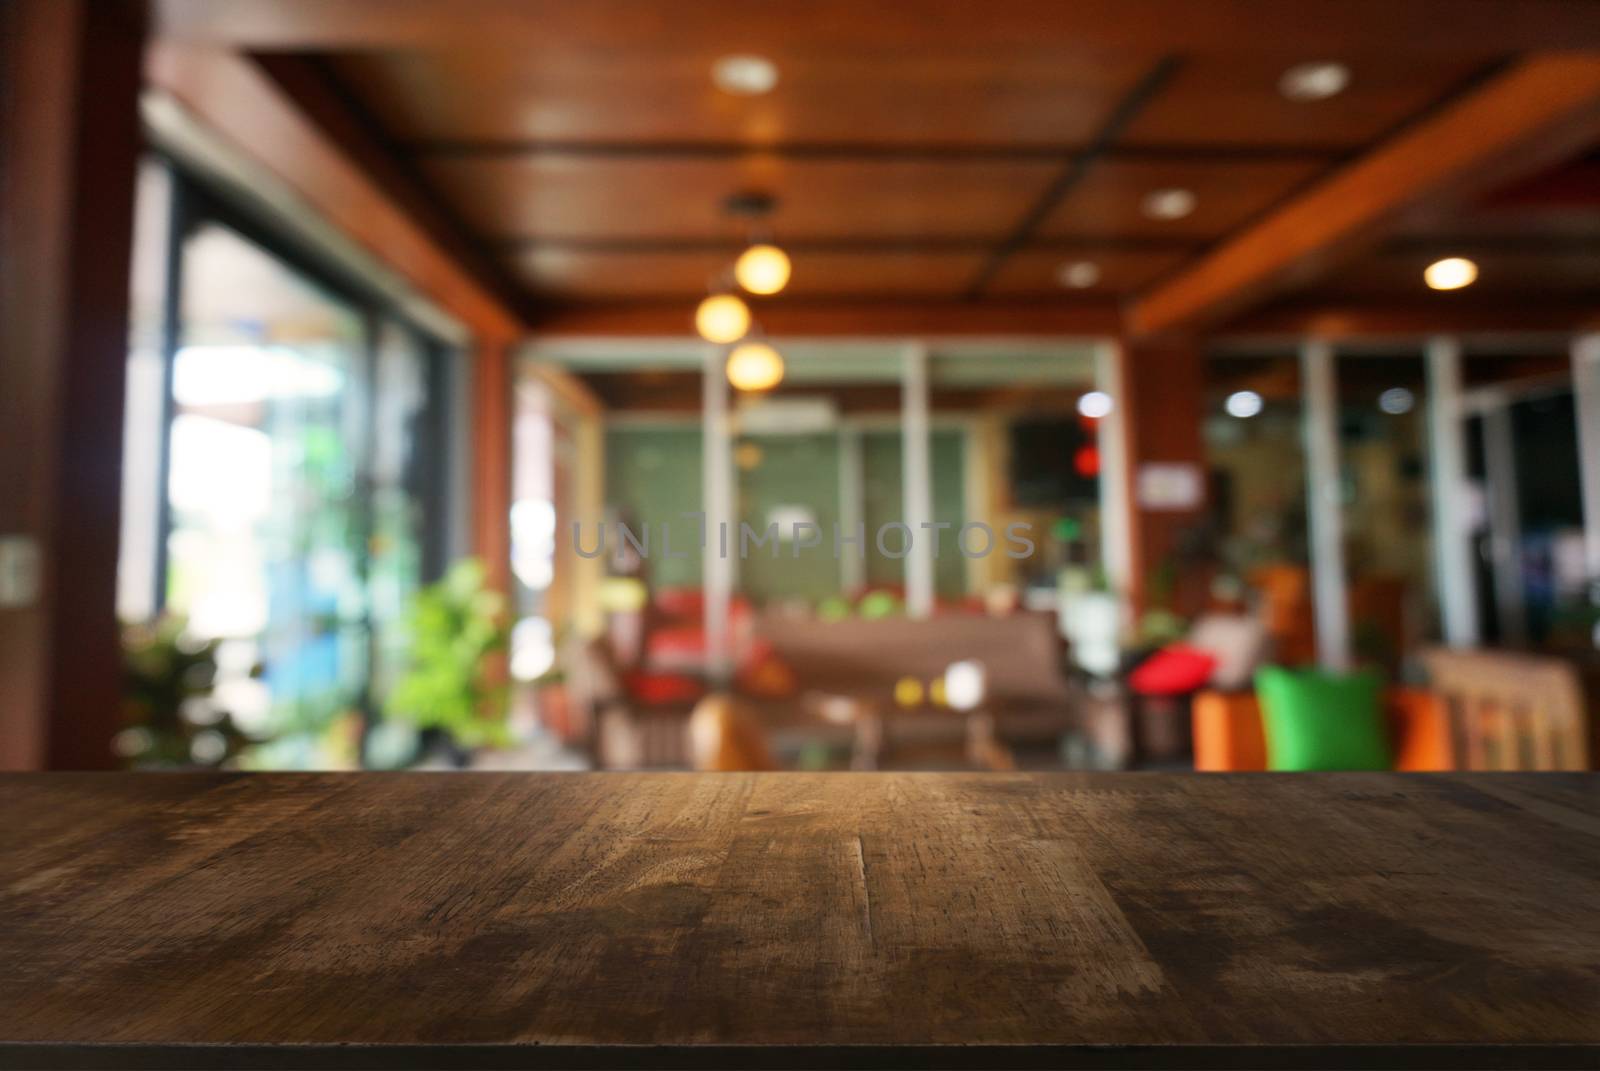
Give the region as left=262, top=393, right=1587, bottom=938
left=119, top=615, right=254, bottom=768
left=385, top=559, right=511, bottom=766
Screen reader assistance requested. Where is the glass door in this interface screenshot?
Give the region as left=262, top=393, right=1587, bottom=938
left=1467, top=388, right=1588, bottom=648
left=165, top=219, right=372, bottom=765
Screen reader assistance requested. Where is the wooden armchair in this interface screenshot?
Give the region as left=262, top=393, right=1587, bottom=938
left=1421, top=649, right=1590, bottom=771
left=1193, top=687, right=1453, bottom=772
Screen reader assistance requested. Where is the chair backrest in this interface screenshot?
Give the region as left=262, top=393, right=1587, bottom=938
left=1249, top=563, right=1316, bottom=666
left=687, top=694, right=778, bottom=772
left=1187, top=613, right=1270, bottom=691
left=1421, top=648, right=1591, bottom=771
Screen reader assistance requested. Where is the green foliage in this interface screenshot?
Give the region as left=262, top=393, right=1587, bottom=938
left=385, top=559, right=512, bottom=750
left=857, top=590, right=901, bottom=620
left=121, top=616, right=253, bottom=768
left=817, top=595, right=852, bottom=622
left=1136, top=608, right=1189, bottom=646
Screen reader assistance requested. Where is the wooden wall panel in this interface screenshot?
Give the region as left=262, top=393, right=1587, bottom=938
left=0, top=0, right=147, bottom=769
left=472, top=332, right=516, bottom=599
left=1119, top=339, right=1210, bottom=617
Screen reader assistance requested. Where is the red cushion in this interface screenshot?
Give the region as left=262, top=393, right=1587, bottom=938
left=623, top=671, right=705, bottom=706
left=648, top=625, right=706, bottom=657
left=1128, top=645, right=1218, bottom=697
left=653, top=587, right=704, bottom=619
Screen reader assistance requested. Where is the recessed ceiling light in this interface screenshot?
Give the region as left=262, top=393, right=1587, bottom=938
left=1056, top=261, right=1101, bottom=289
left=1279, top=62, right=1351, bottom=102
left=1225, top=390, right=1264, bottom=419
left=712, top=55, right=778, bottom=96
left=1142, top=188, right=1197, bottom=221
left=1076, top=390, right=1113, bottom=419
left=1424, top=256, right=1478, bottom=291
left=1378, top=387, right=1415, bottom=415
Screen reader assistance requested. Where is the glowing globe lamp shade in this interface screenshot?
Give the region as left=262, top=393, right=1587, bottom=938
left=1424, top=257, right=1477, bottom=291
left=725, top=341, right=785, bottom=392
left=695, top=293, right=751, bottom=344
left=943, top=660, right=988, bottom=712
left=734, top=243, right=792, bottom=295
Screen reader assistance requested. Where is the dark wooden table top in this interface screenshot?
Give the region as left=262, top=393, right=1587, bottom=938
left=2, top=772, right=1598, bottom=1069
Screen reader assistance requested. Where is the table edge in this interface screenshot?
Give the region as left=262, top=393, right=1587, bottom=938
left=3, top=1042, right=1599, bottom=1071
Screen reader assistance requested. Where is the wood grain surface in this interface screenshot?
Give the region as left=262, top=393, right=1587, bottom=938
left=1, top=772, right=1598, bottom=1069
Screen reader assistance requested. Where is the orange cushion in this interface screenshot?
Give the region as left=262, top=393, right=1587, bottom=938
left=1192, top=691, right=1268, bottom=771
left=1193, top=686, right=1457, bottom=772
left=1389, top=687, right=1454, bottom=771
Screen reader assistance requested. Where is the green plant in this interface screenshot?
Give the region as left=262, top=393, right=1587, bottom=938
left=120, top=615, right=252, bottom=768
left=385, top=559, right=512, bottom=750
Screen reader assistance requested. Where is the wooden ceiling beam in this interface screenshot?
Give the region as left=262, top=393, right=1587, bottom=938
left=965, top=57, right=1179, bottom=298
left=249, top=54, right=532, bottom=322
left=1129, top=55, right=1600, bottom=338
left=154, top=0, right=1600, bottom=54
left=530, top=301, right=1124, bottom=338
left=396, top=141, right=1344, bottom=164
left=144, top=43, right=524, bottom=337
left=1215, top=300, right=1600, bottom=342
left=497, top=236, right=1202, bottom=255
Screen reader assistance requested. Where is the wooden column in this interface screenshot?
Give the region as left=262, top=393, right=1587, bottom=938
left=1425, top=337, right=1482, bottom=648
left=1300, top=339, right=1351, bottom=671
left=471, top=331, right=516, bottom=600
left=1575, top=335, right=1600, bottom=584
left=1094, top=341, right=1133, bottom=623
left=1118, top=339, right=1208, bottom=619
left=901, top=342, right=935, bottom=620
left=0, top=0, right=147, bottom=769
left=701, top=346, right=734, bottom=682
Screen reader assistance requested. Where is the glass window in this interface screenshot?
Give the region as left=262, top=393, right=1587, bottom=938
left=118, top=161, right=173, bottom=623
left=1205, top=355, right=1315, bottom=665
left=511, top=378, right=583, bottom=685
left=166, top=220, right=370, bottom=762
left=574, top=346, right=1104, bottom=619
left=119, top=161, right=455, bottom=769
left=370, top=319, right=444, bottom=699
left=1335, top=353, right=1436, bottom=673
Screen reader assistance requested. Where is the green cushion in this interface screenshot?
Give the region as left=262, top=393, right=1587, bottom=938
left=1254, top=666, right=1391, bottom=771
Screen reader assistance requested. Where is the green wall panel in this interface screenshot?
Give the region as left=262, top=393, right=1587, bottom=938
left=603, top=427, right=703, bottom=589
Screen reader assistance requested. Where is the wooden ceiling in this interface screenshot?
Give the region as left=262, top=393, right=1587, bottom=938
left=323, top=44, right=1492, bottom=308
left=152, top=0, right=1600, bottom=330
left=1302, top=154, right=1600, bottom=300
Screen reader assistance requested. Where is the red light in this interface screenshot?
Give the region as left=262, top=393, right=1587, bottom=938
left=1074, top=445, right=1100, bottom=477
